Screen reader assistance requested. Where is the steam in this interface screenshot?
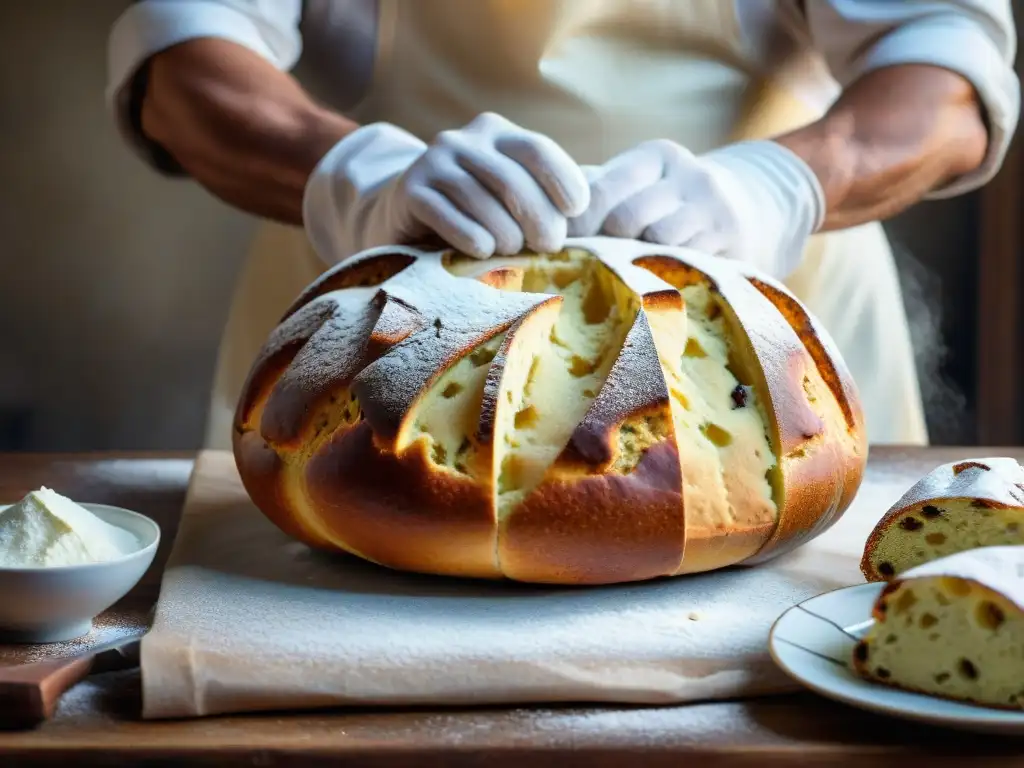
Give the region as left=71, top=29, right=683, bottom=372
left=888, top=234, right=969, bottom=445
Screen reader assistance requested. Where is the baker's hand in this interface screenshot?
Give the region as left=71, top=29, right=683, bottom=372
left=569, top=140, right=826, bottom=280
left=303, top=113, right=590, bottom=263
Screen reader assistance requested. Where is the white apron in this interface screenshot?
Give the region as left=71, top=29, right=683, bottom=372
left=203, top=0, right=928, bottom=450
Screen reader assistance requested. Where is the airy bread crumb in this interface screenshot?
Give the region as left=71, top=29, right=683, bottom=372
left=862, top=458, right=1024, bottom=582
left=855, top=545, right=1024, bottom=709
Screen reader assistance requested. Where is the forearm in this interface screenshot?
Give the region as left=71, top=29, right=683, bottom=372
left=776, top=64, right=989, bottom=232
left=141, top=38, right=357, bottom=224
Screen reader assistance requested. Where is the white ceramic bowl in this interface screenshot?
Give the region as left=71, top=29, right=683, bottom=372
left=0, top=503, right=161, bottom=643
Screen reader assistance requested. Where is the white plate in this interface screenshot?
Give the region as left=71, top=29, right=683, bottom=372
left=768, top=582, right=1024, bottom=735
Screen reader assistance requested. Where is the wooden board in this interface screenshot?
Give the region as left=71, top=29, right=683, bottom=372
left=1, top=449, right=1024, bottom=766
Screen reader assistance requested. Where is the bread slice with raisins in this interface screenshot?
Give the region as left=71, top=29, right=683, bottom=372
left=853, top=545, right=1024, bottom=709
left=861, top=458, right=1024, bottom=582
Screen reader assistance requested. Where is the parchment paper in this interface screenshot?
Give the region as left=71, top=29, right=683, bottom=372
left=140, top=450, right=922, bottom=719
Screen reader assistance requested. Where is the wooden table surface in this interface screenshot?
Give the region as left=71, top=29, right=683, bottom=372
left=1, top=447, right=1024, bottom=767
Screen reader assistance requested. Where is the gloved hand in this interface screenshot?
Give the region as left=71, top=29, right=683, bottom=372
left=303, top=112, right=590, bottom=263
left=569, top=139, right=826, bottom=280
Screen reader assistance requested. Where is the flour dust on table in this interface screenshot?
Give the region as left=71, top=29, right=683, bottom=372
left=139, top=449, right=904, bottom=720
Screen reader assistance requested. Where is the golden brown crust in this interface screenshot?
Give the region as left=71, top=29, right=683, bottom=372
left=745, top=277, right=867, bottom=563
left=259, top=296, right=380, bottom=447
left=495, top=308, right=685, bottom=584
left=303, top=421, right=501, bottom=579
left=499, top=440, right=685, bottom=584
left=235, top=247, right=422, bottom=447
left=233, top=428, right=332, bottom=549
left=233, top=237, right=868, bottom=585
left=677, top=521, right=777, bottom=575
left=471, top=266, right=526, bottom=292
left=234, top=300, right=336, bottom=432
left=747, top=278, right=863, bottom=435
left=630, top=254, right=866, bottom=567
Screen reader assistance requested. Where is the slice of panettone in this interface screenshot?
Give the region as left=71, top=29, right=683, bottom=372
left=861, top=458, right=1024, bottom=582
left=853, top=545, right=1024, bottom=709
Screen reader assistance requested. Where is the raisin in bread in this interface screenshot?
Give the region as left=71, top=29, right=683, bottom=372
left=234, top=237, right=867, bottom=585
left=854, top=545, right=1024, bottom=709
left=861, top=458, right=1024, bottom=582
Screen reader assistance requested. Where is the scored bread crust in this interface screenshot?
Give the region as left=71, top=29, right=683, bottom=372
left=853, top=545, right=1024, bottom=709
left=497, top=306, right=686, bottom=584
left=233, top=237, right=867, bottom=585
left=861, top=458, right=1024, bottom=582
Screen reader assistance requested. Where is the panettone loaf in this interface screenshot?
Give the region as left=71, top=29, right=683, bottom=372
left=861, top=458, right=1024, bottom=582
left=854, top=545, right=1024, bottom=709
left=233, top=237, right=867, bottom=585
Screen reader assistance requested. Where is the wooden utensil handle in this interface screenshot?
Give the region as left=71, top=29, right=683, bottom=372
left=0, top=655, right=95, bottom=730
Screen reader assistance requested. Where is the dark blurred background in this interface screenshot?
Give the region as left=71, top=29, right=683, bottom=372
left=0, top=1, right=1021, bottom=452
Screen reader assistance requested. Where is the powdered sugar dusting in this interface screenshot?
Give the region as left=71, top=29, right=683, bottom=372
left=568, top=309, right=669, bottom=465
left=151, top=238, right=880, bottom=715
left=236, top=236, right=863, bottom=584
left=282, top=248, right=419, bottom=320
left=140, top=445, right=910, bottom=718
left=246, top=237, right=772, bottom=457
left=368, top=292, right=425, bottom=349
left=245, top=298, right=335, bottom=390
left=898, top=457, right=1024, bottom=512
left=895, top=545, right=1024, bottom=613
left=1, top=607, right=146, bottom=665
left=351, top=257, right=552, bottom=442
left=261, top=290, right=380, bottom=443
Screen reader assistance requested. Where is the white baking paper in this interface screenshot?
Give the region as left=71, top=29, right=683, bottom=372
left=140, top=449, right=926, bottom=719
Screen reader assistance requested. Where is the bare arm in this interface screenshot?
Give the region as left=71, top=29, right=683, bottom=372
left=140, top=38, right=358, bottom=224
left=776, top=64, right=989, bottom=232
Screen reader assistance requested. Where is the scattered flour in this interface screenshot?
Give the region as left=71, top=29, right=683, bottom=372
left=0, top=487, right=137, bottom=567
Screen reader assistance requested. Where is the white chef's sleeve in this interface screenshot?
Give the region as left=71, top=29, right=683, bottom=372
left=804, top=0, right=1020, bottom=198
left=106, top=0, right=303, bottom=174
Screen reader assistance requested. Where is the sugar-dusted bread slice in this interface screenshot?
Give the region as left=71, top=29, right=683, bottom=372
left=861, top=458, right=1024, bottom=582
left=853, top=545, right=1024, bottom=709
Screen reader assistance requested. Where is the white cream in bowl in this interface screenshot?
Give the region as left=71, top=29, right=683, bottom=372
left=0, top=487, right=139, bottom=568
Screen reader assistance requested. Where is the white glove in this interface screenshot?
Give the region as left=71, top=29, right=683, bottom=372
left=303, top=112, right=590, bottom=263
left=569, top=139, right=826, bottom=280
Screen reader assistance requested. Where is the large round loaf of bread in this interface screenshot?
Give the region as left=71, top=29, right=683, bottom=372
left=233, top=237, right=867, bottom=585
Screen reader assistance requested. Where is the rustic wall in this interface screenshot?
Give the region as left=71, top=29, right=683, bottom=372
left=0, top=0, right=989, bottom=451
left=0, top=1, right=257, bottom=451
